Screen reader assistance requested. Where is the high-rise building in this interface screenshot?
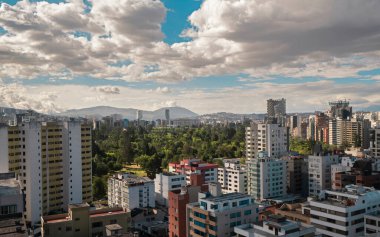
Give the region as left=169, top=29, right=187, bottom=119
left=108, top=173, right=155, bottom=211
left=154, top=172, right=186, bottom=207
left=281, top=154, right=309, bottom=197
left=314, top=112, right=329, bottom=143
left=165, top=109, right=170, bottom=126
left=217, top=159, right=247, bottom=194
left=370, top=126, right=380, bottom=158
left=0, top=121, right=92, bottom=224
left=168, top=159, right=218, bottom=184
left=245, top=122, right=289, bottom=160
left=168, top=173, right=208, bottom=237
left=248, top=152, right=287, bottom=200
left=307, top=115, right=316, bottom=141
left=267, top=98, right=286, bottom=117
left=186, top=183, right=258, bottom=237
left=136, top=110, right=143, bottom=121
left=329, top=118, right=370, bottom=148
left=308, top=147, right=339, bottom=196
left=310, top=185, right=380, bottom=237
left=328, top=100, right=352, bottom=120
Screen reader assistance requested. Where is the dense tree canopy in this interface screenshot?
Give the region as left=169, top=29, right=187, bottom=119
left=91, top=123, right=247, bottom=200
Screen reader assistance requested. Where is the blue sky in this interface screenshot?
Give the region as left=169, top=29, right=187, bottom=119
left=1, top=0, right=380, bottom=113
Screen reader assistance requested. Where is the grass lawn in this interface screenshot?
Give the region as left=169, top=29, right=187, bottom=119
left=121, top=164, right=147, bottom=177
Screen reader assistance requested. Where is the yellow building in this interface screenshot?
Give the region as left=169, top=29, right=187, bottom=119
left=41, top=203, right=130, bottom=237
left=0, top=121, right=93, bottom=224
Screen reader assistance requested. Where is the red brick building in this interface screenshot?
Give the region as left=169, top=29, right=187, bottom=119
left=168, top=174, right=208, bottom=237
left=334, top=160, right=380, bottom=189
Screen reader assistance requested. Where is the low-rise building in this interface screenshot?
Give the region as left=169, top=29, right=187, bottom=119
left=169, top=159, right=218, bottom=184
left=0, top=173, right=24, bottom=219
left=186, top=183, right=258, bottom=237
left=0, top=173, right=27, bottom=237
left=310, top=185, right=380, bottom=237
left=234, top=215, right=317, bottom=237
left=108, top=173, right=155, bottom=211
left=217, top=159, right=247, bottom=194
left=130, top=208, right=168, bottom=237
left=331, top=157, right=356, bottom=190
left=274, top=203, right=311, bottom=224
left=155, top=172, right=186, bottom=207
left=334, top=159, right=380, bottom=189
left=41, top=203, right=130, bottom=237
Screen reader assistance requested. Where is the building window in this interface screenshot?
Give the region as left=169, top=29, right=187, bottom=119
left=92, top=222, right=103, bottom=228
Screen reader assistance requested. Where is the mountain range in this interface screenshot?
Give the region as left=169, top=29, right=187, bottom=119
left=58, top=106, right=198, bottom=120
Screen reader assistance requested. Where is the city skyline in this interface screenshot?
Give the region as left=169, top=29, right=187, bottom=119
left=1, top=0, right=380, bottom=114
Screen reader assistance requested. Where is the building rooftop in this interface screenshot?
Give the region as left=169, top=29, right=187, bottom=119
left=0, top=178, right=20, bottom=197
left=105, top=224, right=123, bottom=231
left=234, top=219, right=315, bottom=237
left=111, top=173, right=153, bottom=186
left=311, top=185, right=380, bottom=207
left=68, top=203, right=90, bottom=209
left=43, top=207, right=127, bottom=224
left=160, top=172, right=183, bottom=177
left=200, top=192, right=251, bottom=203
left=0, top=216, right=26, bottom=237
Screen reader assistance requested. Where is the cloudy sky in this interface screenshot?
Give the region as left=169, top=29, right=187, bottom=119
left=1, top=0, right=380, bottom=114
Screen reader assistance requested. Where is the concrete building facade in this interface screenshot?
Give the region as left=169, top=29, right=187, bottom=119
left=234, top=215, right=316, bottom=237
left=108, top=173, right=155, bottom=211
left=168, top=159, right=218, bottom=184
left=310, top=185, right=380, bottom=237
left=308, top=152, right=339, bottom=197
left=248, top=152, right=286, bottom=201
left=41, top=203, right=130, bottom=237
left=218, top=159, right=247, bottom=194
left=154, top=172, right=186, bottom=207
left=245, top=122, right=288, bottom=160
left=186, top=183, right=258, bottom=237
left=0, top=121, right=92, bottom=224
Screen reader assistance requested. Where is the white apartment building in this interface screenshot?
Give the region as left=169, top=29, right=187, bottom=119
left=218, top=159, right=247, bottom=194
left=154, top=172, right=186, bottom=207
left=245, top=122, right=288, bottom=160
left=218, top=159, right=248, bottom=194
left=370, top=126, right=380, bottom=159
left=108, top=173, right=155, bottom=211
left=310, top=185, right=380, bottom=237
left=248, top=152, right=286, bottom=200
left=364, top=211, right=380, bottom=236
left=0, top=121, right=92, bottom=224
left=308, top=153, right=339, bottom=196
left=234, top=215, right=316, bottom=237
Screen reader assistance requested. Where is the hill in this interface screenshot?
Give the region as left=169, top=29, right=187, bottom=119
left=58, top=106, right=198, bottom=120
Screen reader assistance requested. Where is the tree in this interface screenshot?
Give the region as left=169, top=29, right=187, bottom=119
left=118, top=130, right=134, bottom=164
left=353, top=133, right=361, bottom=148
left=93, top=177, right=107, bottom=200
left=135, top=154, right=162, bottom=179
